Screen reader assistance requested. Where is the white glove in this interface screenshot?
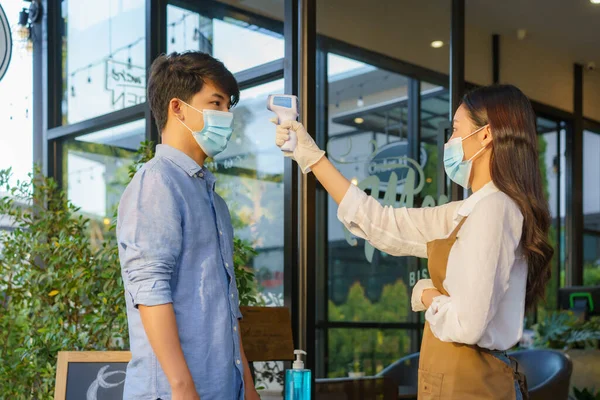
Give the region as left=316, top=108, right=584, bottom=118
left=411, top=279, right=437, bottom=312
left=272, top=119, right=325, bottom=174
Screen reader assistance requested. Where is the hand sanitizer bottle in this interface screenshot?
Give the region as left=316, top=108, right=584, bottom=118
left=285, top=349, right=311, bottom=400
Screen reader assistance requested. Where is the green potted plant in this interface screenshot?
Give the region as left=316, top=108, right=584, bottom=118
left=348, top=357, right=365, bottom=378
left=572, top=387, right=600, bottom=400
left=533, top=311, right=600, bottom=397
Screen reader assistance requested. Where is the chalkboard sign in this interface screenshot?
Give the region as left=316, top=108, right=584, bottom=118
left=54, top=351, right=131, bottom=400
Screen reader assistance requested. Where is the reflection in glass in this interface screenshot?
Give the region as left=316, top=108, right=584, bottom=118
left=327, top=328, right=413, bottom=378
left=63, top=119, right=144, bottom=245
left=584, top=233, right=600, bottom=286
left=583, top=130, right=600, bottom=286
left=167, top=5, right=284, bottom=73
left=209, top=79, right=285, bottom=300
left=325, top=54, right=449, bottom=326
left=583, top=131, right=600, bottom=231
left=536, top=118, right=566, bottom=309
left=62, top=0, right=146, bottom=124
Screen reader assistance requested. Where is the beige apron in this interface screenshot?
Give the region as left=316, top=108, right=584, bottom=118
left=418, top=218, right=528, bottom=400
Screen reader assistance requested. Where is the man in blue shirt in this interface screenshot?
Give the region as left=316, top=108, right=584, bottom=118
left=117, top=52, right=260, bottom=400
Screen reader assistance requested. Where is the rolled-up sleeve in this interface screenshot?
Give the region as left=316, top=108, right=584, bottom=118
left=117, top=169, right=182, bottom=308
left=337, top=184, right=462, bottom=258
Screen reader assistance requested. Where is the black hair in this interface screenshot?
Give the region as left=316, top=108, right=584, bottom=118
left=147, top=51, right=240, bottom=132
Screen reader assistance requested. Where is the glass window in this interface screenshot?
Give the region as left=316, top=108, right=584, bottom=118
left=325, top=54, right=448, bottom=323
left=583, top=130, right=600, bottom=285
left=62, top=0, right=146, bottom=124
left=327, top=328, right=415, bottom=378
left=208, top=79, right=285, bottom=302
left=167, top=5, right=284, bottom=74
left=583, top=130, right=600, bottom=232
left=536, top=117, right=566, bottom=309
left=584, top=233, right=600, bottom=286
left=62, top=119, right=145, bottom=245
left=321, top=51, right=449, bottom=377
left=0, top=2, right=33, bottom=185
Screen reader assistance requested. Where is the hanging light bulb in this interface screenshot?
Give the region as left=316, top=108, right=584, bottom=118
left=357, top=95, right=364, bottom=108
left=71, top=85, right=76, bottom=97
left=357, top=84, right=364, bottom=107
left=127, top=45, right=132, bottom=69
left=16, top=25, right=29, bottom=41
left=87, top=65, right=92, bottom=83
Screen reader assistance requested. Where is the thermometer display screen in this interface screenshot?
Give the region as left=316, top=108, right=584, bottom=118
left=273, top=96, right=293, bottom=108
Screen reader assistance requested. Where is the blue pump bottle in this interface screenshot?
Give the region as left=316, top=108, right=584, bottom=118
left=284, top=349, right=311, bottom=400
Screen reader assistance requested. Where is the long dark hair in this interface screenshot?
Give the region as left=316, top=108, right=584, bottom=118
left=462, top=84, right=554, bottom=310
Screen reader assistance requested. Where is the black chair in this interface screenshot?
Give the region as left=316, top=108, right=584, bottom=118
left=376, top=352, right=419, bottom=400
left=508, top=349, right=573, bottom=400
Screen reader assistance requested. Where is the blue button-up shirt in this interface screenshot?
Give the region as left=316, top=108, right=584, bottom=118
left=117, top=144, right=244, bottom=400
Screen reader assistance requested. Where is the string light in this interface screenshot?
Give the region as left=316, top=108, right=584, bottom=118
left=127, top=45, right=132, bottom=69
left=66, top=11, right=209, bottom=96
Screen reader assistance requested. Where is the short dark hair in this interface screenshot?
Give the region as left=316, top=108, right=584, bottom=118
left=147, top=51, right=240, bottom=132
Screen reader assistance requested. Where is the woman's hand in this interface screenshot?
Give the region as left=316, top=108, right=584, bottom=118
left=272, top=119, right=325, bottom=173
left=421, top=288, right=443, bottom=309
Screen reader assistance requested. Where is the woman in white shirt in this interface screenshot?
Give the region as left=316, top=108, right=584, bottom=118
left=273, top=84, right=553, bottom=399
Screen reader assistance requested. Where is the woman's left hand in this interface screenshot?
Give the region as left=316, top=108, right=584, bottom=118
left=421, top=288, right=443, bottom=309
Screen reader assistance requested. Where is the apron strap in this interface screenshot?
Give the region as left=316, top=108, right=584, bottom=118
left=508, top=354, right=529, bottom=400
left=449, top=217, right=468, bottom=239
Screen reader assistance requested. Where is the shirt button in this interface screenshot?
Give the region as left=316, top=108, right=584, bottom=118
left=231, top=293, right=235, bottom=299
left=225, top=262, right=229, bottom=268
left=236, top=359, right=241, bottom=365
left=233, top=326, right=237, bottom=332
left=219, top=230, right=223, bottom=236
left=198, top=172, right=204, bottom=178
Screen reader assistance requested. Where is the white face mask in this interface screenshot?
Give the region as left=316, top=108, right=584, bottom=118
left=443, top=125, right=489, bottom=189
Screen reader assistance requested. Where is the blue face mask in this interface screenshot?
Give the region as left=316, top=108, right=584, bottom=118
left=177, top=100, right=234, bottom=157
left=443, top=125, right=489, bottom=189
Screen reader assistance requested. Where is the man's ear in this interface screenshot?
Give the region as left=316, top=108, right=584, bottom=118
left=170, top=98, right=184, bottom=120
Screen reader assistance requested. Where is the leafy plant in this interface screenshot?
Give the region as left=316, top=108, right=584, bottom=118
left=533, top=311, right=600, bottom=350
left=573, top=387, right=600, bottom=400
left=0, top=167, right=127, bottom=399
left=0, top=142, right=262, bottom=399
left=327, top=281, right=411, bottom=378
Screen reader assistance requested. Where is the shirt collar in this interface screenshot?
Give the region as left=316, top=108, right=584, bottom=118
left=155, top=144, right=203, bottom=177
left=456, top=181, right=499, bottom=219
left=155, top=144, right=217, bottom=189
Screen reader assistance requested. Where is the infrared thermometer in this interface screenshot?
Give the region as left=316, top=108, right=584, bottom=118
left=267, top=94, right=299, bottom=152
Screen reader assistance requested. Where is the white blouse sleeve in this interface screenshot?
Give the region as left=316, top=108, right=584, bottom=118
left=337, top=184, right=462, bottom=258
left=425, top=192, right=523, bottom=344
